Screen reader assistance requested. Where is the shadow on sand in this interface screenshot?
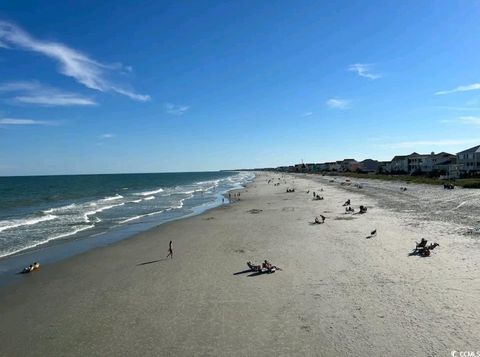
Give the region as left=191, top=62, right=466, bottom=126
left=137, top=258, right=168, bottom=266
left=233, top=269, right=252, bottom=275
left=233, top=269, right=274, bottom=277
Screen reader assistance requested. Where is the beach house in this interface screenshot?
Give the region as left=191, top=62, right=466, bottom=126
left=388, top=155, right=409, bottom=173
left=358, top=159, right=379, bottom=173
left=457, top=145, right=480, bottom=174
left=340, top=159, right=358, bottom=172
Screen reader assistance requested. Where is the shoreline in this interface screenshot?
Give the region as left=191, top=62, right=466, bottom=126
left=1, top=172, right=478, bottom=356
left=0, top=179, right=253, bottom=288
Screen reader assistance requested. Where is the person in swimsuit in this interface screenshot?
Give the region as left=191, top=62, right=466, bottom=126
left=167, top=240, right=173, bottom=259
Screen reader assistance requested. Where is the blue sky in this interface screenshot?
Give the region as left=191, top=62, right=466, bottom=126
left=1, top=0, right=480, bottom=175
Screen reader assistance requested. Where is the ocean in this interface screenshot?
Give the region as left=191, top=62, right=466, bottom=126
left=0, top=171, right=254, bottom=260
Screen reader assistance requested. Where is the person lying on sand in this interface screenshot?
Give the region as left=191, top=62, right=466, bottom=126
left=247, top=261, right=281, bottom=273
left=247, top=261, right=262, bottom=272
left=22, top=261, right=41, bottom=274
left=262, top=260, right=281, bottom=273
left=22, top=265, right=33, bottom=274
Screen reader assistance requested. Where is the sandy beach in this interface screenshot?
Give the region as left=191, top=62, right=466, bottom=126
left=1, top=172, right=479, bottom=356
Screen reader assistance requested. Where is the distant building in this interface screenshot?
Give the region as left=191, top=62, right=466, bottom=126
left=305, top=163, right=321, bottom=173
left=407, top=152, right=456, bottom=174
left=340, top=159, right=358, bottom=172
left=377, top=161, right=390, bottom=173
left=389, top=155, right=409, bottom=173
left=457, top=145, right=480, bottom=173
left=358, top=159, right=379, bottom=173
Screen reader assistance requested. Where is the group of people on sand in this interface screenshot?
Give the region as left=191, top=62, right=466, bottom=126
left=266, top=177, right=286, bottom=186
left=22, top=262, right=40, bottom=274
left=286, top=188, right=295, bottom=193
left=228, top=192, right=241, bottom=201
left=247, top=260, right=281, bottom=274
left=342, top=199, right=366, bottom=214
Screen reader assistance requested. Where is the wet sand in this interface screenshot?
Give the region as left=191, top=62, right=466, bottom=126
left=0, top=172, right=479, bottom=356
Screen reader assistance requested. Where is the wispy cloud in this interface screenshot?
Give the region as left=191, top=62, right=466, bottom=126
left=388, top=139, right=479, bottom=149
left=165, top=102, right=190, bottom=116
left=0, top=20, right=150, bottom=101
left=100, top=133, right=115, bottom=139
left=348, top=63, right=381, bottom=80
left=432, top=105, right=480, bottom=111
left=435, top=83, right=480, bottom=95
left=0, top=81, right=96, bottom=106
left=457, top=116, right=480, bottom=126
left=301, top=112, right=313, bottom=117
left=0, top=118, right=52, bottom=125
left=326, top=98, right=350, bottom=109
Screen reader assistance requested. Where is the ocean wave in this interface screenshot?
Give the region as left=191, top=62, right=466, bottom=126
left=196, top=179, right=221, bottom=186
left=166, top=193, right=194, bottom=211
left=102, top=194, right=124, bottom=202
left=0, top=224, right=95, bottom=258
left=134, top=188, right=164, bottom=196
left=83, top=203, right=125, bottom=222
left=0, top=214, right=58, bottom=233
left=119, top=210, right=165, bottom=224
left=143, top=196, right=155, bottom=201
left=131, top=199, right=142, bottom=203
left=42, top=203, right=77, bottom=214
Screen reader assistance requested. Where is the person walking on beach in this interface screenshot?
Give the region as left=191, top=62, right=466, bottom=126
left=167, top=240, right=173, bottom=259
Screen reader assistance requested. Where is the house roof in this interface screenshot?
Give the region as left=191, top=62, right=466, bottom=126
left=457, top=145, right=480, bottom=155
left=391, top=155, right=407, bottom=161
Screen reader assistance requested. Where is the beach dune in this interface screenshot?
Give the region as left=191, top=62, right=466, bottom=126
left=0, top=173, right=479, bottom=356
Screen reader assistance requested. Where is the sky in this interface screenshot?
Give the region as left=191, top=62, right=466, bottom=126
left=1, top=0, right=480, bottom=175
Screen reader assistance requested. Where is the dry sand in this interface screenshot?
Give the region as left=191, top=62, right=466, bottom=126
left=0, top=172, right=479, bottom=356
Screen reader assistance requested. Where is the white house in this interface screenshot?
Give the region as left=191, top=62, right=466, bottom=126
left=457, top=145, right=480, bottom=173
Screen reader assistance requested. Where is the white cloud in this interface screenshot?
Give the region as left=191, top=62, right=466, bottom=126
left=100, top=133, right=115, bottom=139
left=0, top=118, right=51, bottom=125
left=165, top=102, right=190, bottom=116
left=326, top=98, right=350, bottom=109
left=388, top=139, right=479, bottom=149
left=457, top=116, right=480, bottom=126
left=435, top=83, right=480, bottom=95
left=0, top=81, right=96, bottom=106
left=0, top=21, right=150, bottom=101
left=348, top=63, right=381, bottom=80
left=15, top=95, right=95, bottom=106
left=301, top=112, right=313, bottom=117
